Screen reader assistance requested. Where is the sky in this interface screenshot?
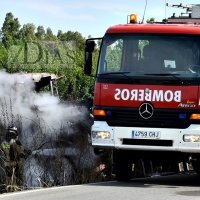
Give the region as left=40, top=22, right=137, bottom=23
left=1, top=0, right=200, bottom=38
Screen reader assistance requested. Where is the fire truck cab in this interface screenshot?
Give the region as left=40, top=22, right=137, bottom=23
left=84, top=4, right=200, bottom=181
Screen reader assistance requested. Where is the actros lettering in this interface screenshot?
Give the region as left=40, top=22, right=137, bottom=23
left=178, top=103, right=196, bottom=108
left=114, top=88, right=181, bottom=102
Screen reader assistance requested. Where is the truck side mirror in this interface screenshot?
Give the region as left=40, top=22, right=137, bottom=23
left=84, top=39, right=95, bottom=75
left=84, top=38, right=102, bottom=76
left=84, top=52, right=92, bottom=75
left=85, top=40, right=95, bottom=52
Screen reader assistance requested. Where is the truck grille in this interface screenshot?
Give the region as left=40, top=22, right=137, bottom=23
left=101, top=107, right=194, bottom=128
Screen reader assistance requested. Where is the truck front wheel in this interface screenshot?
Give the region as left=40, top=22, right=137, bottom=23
left=192, top=160, right=200, bottom=174
left=115, top=150, right=132, bottom=181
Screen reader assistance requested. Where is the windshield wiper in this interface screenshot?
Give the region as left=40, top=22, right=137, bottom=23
left=144, top=73, right=190, bottom=85
left=100, top=71, right=131, bottom=75
left=98, top=71, right=139, bottom=83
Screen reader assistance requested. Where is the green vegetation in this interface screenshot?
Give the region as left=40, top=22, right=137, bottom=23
left=104, top=39, right=123, bottom=72
left=0, top=12, right=100, bottom=100
left=146, top=17, right=155, bottom=23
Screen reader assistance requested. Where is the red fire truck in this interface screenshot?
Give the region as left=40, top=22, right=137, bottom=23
left=84, top=4, right=200, bottom=181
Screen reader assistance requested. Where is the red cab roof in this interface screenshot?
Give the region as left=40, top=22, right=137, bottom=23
left=105, top=23, right=200, bottom=35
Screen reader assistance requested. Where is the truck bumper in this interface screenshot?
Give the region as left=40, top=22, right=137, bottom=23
left=91, top=121, right=200, bottom=153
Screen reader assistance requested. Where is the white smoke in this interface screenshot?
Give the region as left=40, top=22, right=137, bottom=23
left=0, top=70, right=89, bottom=149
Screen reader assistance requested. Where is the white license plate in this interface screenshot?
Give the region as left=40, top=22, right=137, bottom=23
left=132, top=131, right=161, bottom=138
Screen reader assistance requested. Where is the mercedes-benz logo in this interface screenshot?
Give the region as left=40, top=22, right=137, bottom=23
left=139, top=103, right=154, bottom=119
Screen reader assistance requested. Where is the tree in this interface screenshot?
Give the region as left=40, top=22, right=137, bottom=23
left=17, top=23, right=36, bottom=41
left=35, top=26, right=45, bottom=40
left=57, top=31, right=85, bottom=50
left=146, top=17, right=155, bottom=23
left=45, top=27, right=57, bottom=41
left=1, top=12, right=20, bottom=48
left=0, top=42, right=7, bottom=69
left=57, top=30, right=63, bottom=40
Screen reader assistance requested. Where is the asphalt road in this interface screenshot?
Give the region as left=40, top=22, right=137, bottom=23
left=1, top=173, right=200, bottom=200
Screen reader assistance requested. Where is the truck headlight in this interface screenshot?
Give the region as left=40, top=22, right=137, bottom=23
left=183, top=135, right=200, bottom=142
left=92, top=131, right=110, bottom=139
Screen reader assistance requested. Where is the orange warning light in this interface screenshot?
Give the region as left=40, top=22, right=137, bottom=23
left=129, top=14, right=137, bottom=23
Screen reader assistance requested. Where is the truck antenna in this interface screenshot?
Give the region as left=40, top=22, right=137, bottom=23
left=141, top=0, right=148, bottom=23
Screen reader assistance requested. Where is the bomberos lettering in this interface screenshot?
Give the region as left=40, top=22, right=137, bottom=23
left=114, top=88, right=181, bottom=102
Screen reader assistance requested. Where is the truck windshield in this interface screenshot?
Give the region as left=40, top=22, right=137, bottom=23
left=97, top=34, right=200, bottom=78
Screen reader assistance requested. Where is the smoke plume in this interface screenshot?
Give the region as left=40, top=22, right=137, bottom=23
left=0, top=70, right=90, bottom=149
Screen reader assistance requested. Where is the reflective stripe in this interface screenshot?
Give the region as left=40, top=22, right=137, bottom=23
left=1, top=144, right=10, bottom=149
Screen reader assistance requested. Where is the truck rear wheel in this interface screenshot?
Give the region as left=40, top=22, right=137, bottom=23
left=115, top=150, right=132, bottom=181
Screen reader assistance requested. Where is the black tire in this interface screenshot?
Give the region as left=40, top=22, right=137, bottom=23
left=170, top=162, right=180, bottom=173
left=115, top=150, right=132, bottom=181
left=192, top=161, right=200, bottom=174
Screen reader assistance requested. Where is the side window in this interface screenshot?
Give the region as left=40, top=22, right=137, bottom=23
left=104, top=39, right=123, bottom=72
